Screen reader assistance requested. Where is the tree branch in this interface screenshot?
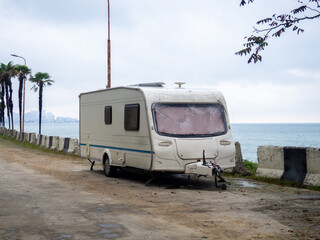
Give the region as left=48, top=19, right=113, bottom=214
left=236, top=0, right=320, bottom=63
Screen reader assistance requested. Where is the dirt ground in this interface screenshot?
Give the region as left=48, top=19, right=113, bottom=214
left=0, top=138, right=319, bottom=240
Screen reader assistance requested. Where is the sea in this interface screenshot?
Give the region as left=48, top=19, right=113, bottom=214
left=12, top=122, right=320, bottom=162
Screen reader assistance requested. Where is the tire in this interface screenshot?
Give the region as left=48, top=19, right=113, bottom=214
left=221, top=184, right=227, bottom=190
left=104, top=158, right=117, bottom=177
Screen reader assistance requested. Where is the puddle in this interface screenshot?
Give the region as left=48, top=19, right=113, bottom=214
left=89, top=223, right=124, bottom=239
left=95, top=207, right=110, bottom=213
left=235, top=180, right=262, bottom=188
left=1, top=228, right=19, bottom=240
left=4, top=228, right=18, bottom=233
left=53, top=234, right=72, bottom=240
left=112, top=205, right=128, bottom=210
left=299, top=194, right=320, bottom=200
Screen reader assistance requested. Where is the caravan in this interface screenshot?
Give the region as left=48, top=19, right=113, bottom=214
left=79, top=83, right=235, bottom=184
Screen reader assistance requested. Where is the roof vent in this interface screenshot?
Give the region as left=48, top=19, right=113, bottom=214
left=175, top=82, right=186, bottom=88
left=130, top=82, right=165, bottom=88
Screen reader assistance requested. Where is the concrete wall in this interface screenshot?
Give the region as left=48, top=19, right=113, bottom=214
left=256, top=146, right=284, bottom=179
left=0, top=127, right=79, bottom=155
left=304, top=148, right=320, bottom=186
left=257, top=146, right=320, bottom=186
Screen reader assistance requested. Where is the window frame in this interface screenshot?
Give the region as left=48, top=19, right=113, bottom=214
left=124, top=104, right=140, bottom=131
left=104, top=106, right=112, bottom=125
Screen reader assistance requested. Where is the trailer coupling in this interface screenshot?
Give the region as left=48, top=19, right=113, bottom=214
left=185, top=150, right=227, bottom=189
left=185, top=162, right=227, bottom=189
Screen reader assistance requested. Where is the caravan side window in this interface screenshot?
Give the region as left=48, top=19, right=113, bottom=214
left=124, top=104, right=140, bottom=131
left=104, top=106, right=112, bottom=125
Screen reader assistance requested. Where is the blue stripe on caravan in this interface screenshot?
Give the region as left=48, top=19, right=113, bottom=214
left=80, top=143, right=154, bottom=154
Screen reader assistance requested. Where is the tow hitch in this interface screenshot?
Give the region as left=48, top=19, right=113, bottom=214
left=185, top=150, right=227, bottom=190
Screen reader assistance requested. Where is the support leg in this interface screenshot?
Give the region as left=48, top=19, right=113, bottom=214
left=88, top=159, right=95, bottom=171
left=90, top=161, right=95, bottom=171
left=145, top=175, right=157, bottom=186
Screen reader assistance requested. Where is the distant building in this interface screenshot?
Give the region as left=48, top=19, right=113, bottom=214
left=12, top=110, right=78, bottom=123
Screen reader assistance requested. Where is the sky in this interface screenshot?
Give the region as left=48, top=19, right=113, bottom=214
left=0, top=0, right=319, bottom=123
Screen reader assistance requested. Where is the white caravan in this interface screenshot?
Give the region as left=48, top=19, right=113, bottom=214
left=79, top=83, right=235, bottom=184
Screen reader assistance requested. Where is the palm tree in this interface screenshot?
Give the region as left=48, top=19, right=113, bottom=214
left=0, top=62, right=17, bottom=129
left=30, top=72, right=54, bottom=134
left=0, top=67, right=5, bottom=127
left=0, top=93, right=3, bottom=127
left=15, top=65, right=31, bottom=132
left=0, top=64, right=8, bottom=128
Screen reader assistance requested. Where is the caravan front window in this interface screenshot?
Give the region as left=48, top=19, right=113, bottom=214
left=152, top=103, right=227, bottom=137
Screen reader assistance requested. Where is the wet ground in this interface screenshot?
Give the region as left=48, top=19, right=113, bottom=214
left=0, top=138, right=319, bottom=239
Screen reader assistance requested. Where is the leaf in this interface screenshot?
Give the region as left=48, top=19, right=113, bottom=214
left=235, top=48, right=251, bottom=56
left=277, top=14, right=289, bottom=22
left=270, top=21, right=278, bottom=27
left=297, top=28, right=305, bottom=34
left=291, top=5, right=307, bottom=14
left=260, top=41, right=269, bottom=49
left=240, top=0, right=255, bottom=6
left=272, top=27, right=285, bottom=37
left=257, top=18, right=272, bottom=25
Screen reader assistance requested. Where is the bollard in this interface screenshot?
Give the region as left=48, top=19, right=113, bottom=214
left=29, top=133, right=37, bottom=144
left=232, top=142, right=251, bottom=175
left=23, top=132, right=29, bottom=142
left=2, top=127, right=79, bottom=156
left=59, top=138, right=79, bottom=154
left=36, top=134, right=43, bottom=146
left=41, top=135, right=48, bottom=148
left=48, top=136, right=59, bottom=151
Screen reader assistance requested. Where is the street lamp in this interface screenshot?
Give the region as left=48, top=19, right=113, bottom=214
left=107, top=0, right=111, bottom=89
left=11, top=54, right=27, bottom=132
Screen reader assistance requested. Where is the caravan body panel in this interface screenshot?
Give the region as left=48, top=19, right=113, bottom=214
left=80, top=88, right=152, bottom=170
left=79, top=86, right=235, bottom=175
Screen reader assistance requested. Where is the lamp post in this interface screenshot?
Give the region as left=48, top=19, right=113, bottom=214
left=11, top=54, right=27, bottom=132
left=107, top=0, right=111, bottom=88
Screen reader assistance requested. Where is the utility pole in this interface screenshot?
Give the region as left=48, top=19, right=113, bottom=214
left=11, top=54, right=27, bottom=132
left=107, top=0, right=111, bottom=88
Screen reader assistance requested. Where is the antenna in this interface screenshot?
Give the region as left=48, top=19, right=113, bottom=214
left=175, top=82, right=186, bottom=88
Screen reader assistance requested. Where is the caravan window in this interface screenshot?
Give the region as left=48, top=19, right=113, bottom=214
left=125, top=104, right=140, bottom=131
left=152, top=103, right=227, bottom=137
left=104, top=106, right=112, bottom=125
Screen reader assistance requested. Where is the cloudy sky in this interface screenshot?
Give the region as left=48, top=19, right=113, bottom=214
left=0, top=0, right=319, bottom=123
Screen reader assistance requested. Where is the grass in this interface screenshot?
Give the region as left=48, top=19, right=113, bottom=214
left=1, top=133, right=319, bottom=191
left=227, top=159, right=320, bottom=191
left=243, top=160, right=258, bottom=174
left=0, top=134, right=78, bottom=158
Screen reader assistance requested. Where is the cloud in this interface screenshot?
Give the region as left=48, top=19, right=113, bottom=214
left=214, top=80, right=320, bottom=123
left=288, top=69, right=320, bottom=81
left=1, top=0, right=320, bottom=122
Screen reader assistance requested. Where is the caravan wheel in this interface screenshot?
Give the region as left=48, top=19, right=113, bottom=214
left=104, top=158, right=117, bottom=177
